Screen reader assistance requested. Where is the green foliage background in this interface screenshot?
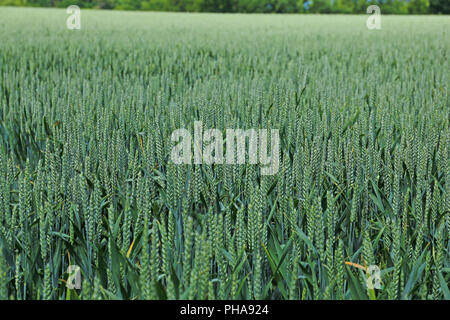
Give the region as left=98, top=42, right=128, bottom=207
left=0, top=0, right=449, bottom=14
left=0, top=8, right=449, bottom=300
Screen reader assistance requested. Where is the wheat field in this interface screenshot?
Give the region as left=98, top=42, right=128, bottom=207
left=0, top=7, right=448, bottom=300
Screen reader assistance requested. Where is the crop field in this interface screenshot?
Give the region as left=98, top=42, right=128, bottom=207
left=0, top=7, right=448, bottom=300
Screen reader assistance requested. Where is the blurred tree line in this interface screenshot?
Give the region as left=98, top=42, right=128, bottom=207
left=0, top=0, right=448, bottom=14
